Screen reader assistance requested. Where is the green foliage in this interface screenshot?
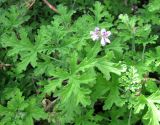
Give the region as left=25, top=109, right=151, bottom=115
left=0, top=5, right=30, bottom=29
left=119, top=66, right=142, bottom=93
left=0, top=89, right=46, bottom=125
left=0, top=0, right=160, bottom=124
left=134, top=91, right=160, bottom=125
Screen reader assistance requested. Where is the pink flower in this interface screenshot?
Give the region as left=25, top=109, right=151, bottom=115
left=100, top=29, right=111, bottom=46
left=90, top=27, right=111, bottom=46
left=90, top=27, right=100, bottom=41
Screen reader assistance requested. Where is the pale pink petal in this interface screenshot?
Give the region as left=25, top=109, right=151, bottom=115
left=91, top=34, right=99, bottom=41
left=106, top=31, right=111, bottom=37
left=101, top=38, right=106, bottom=46
left=95, top=27, right=100, bottom=32
left=101, top=29, right=107, bottom=36
left=106, top=38, right=111, bottom=43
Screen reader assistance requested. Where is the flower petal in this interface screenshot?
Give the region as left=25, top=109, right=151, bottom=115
left=101, top=38, right=106, bottom=46
left=91, top=34, right=99, bottom=41
left=101, top=28, right=107, bottom=36
left=95, top=27, right=100, bottom=32
left=106, top=31, right=111, bottom=37
left=106, top=38, right=111, bottom=43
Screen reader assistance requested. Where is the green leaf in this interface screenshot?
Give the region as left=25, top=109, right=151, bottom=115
left=24, top=116, right=34, bottom=125
left=56, top=4, right=75, bottom=26
left=0, top=90, right=46, bottom=125
left=148, top=0, right=160, bottom=12
left=143, top=104, right=160, bottom=125
left=103, top=75, right=125, bottom=110
left=26, top=98, right=47, bottom=120
left=108, top=106, right=128, bottom=125
left=90, top=1, right=105, bottom=24
left=1, top=29, right=33, bottom=56
left=0, top=5, right=30, bottom=29
left=119, top=14, right=129, bottom=24
left=145, top=80, right=158, bottom=93
left=105, top=39, right=124, bottom=57
left=76, top=42, right=101, bottom=73
left=16, top=52, right=37, bottom=72
left=34, top=60, right=54, bottom=76
left=133, top=95, right=146, bottom=114
left=75, top=109, right=103, bottom=125
left=147, top=90, right=160, bottom=104
left=96, top=56, right=122, bottom=80
left=57, top=76, right=92, bottom=107
left=76, top=87, right=91, bottom=107
left=0, top=105, right=8, bottom=116
left=91, top=74, right=110, bottom=102
left=86, top=41, right=101, bottom=59
left=1, top=28, right=38, bottom=73
left=44, top=79, right=62, bottom=94
left=48, top=67, right=70, bottom=80
left=76, top=69, right=96, bottom=84
left=143, top=92, right=160, bottom=125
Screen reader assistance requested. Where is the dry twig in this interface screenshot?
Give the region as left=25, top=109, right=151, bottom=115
left=25, top=0, right=36, bottom=9
left=0, top=63, right=12, bottom=68
left=42, top=0, right=59, bottom=13
left=144, top=77, right=160, bottom=84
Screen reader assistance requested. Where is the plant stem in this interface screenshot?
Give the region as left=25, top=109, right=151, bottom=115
left=128, top=108, right=132, bottom=125
left=132, top=41, right=135, bottom=52
left=72, top=0, right=76, bottom=9
left=142, top=44, right=146, bottom=61
left=132, top=34, right=136, bottom=52
left=131, top=27, right=136, bottom=52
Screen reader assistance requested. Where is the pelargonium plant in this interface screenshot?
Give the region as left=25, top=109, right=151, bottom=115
left=0, top=0, right=160, bottom=125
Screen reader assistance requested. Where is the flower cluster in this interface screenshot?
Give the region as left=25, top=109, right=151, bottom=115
left=90, top=27, right=111, bottom=46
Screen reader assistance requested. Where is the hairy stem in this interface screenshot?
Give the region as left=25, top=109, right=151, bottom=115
left=142, top=44, right=146, bottom=61
left=132, top=41, right=135, bottom=52
left=128, top=108, right=132, bottom=125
